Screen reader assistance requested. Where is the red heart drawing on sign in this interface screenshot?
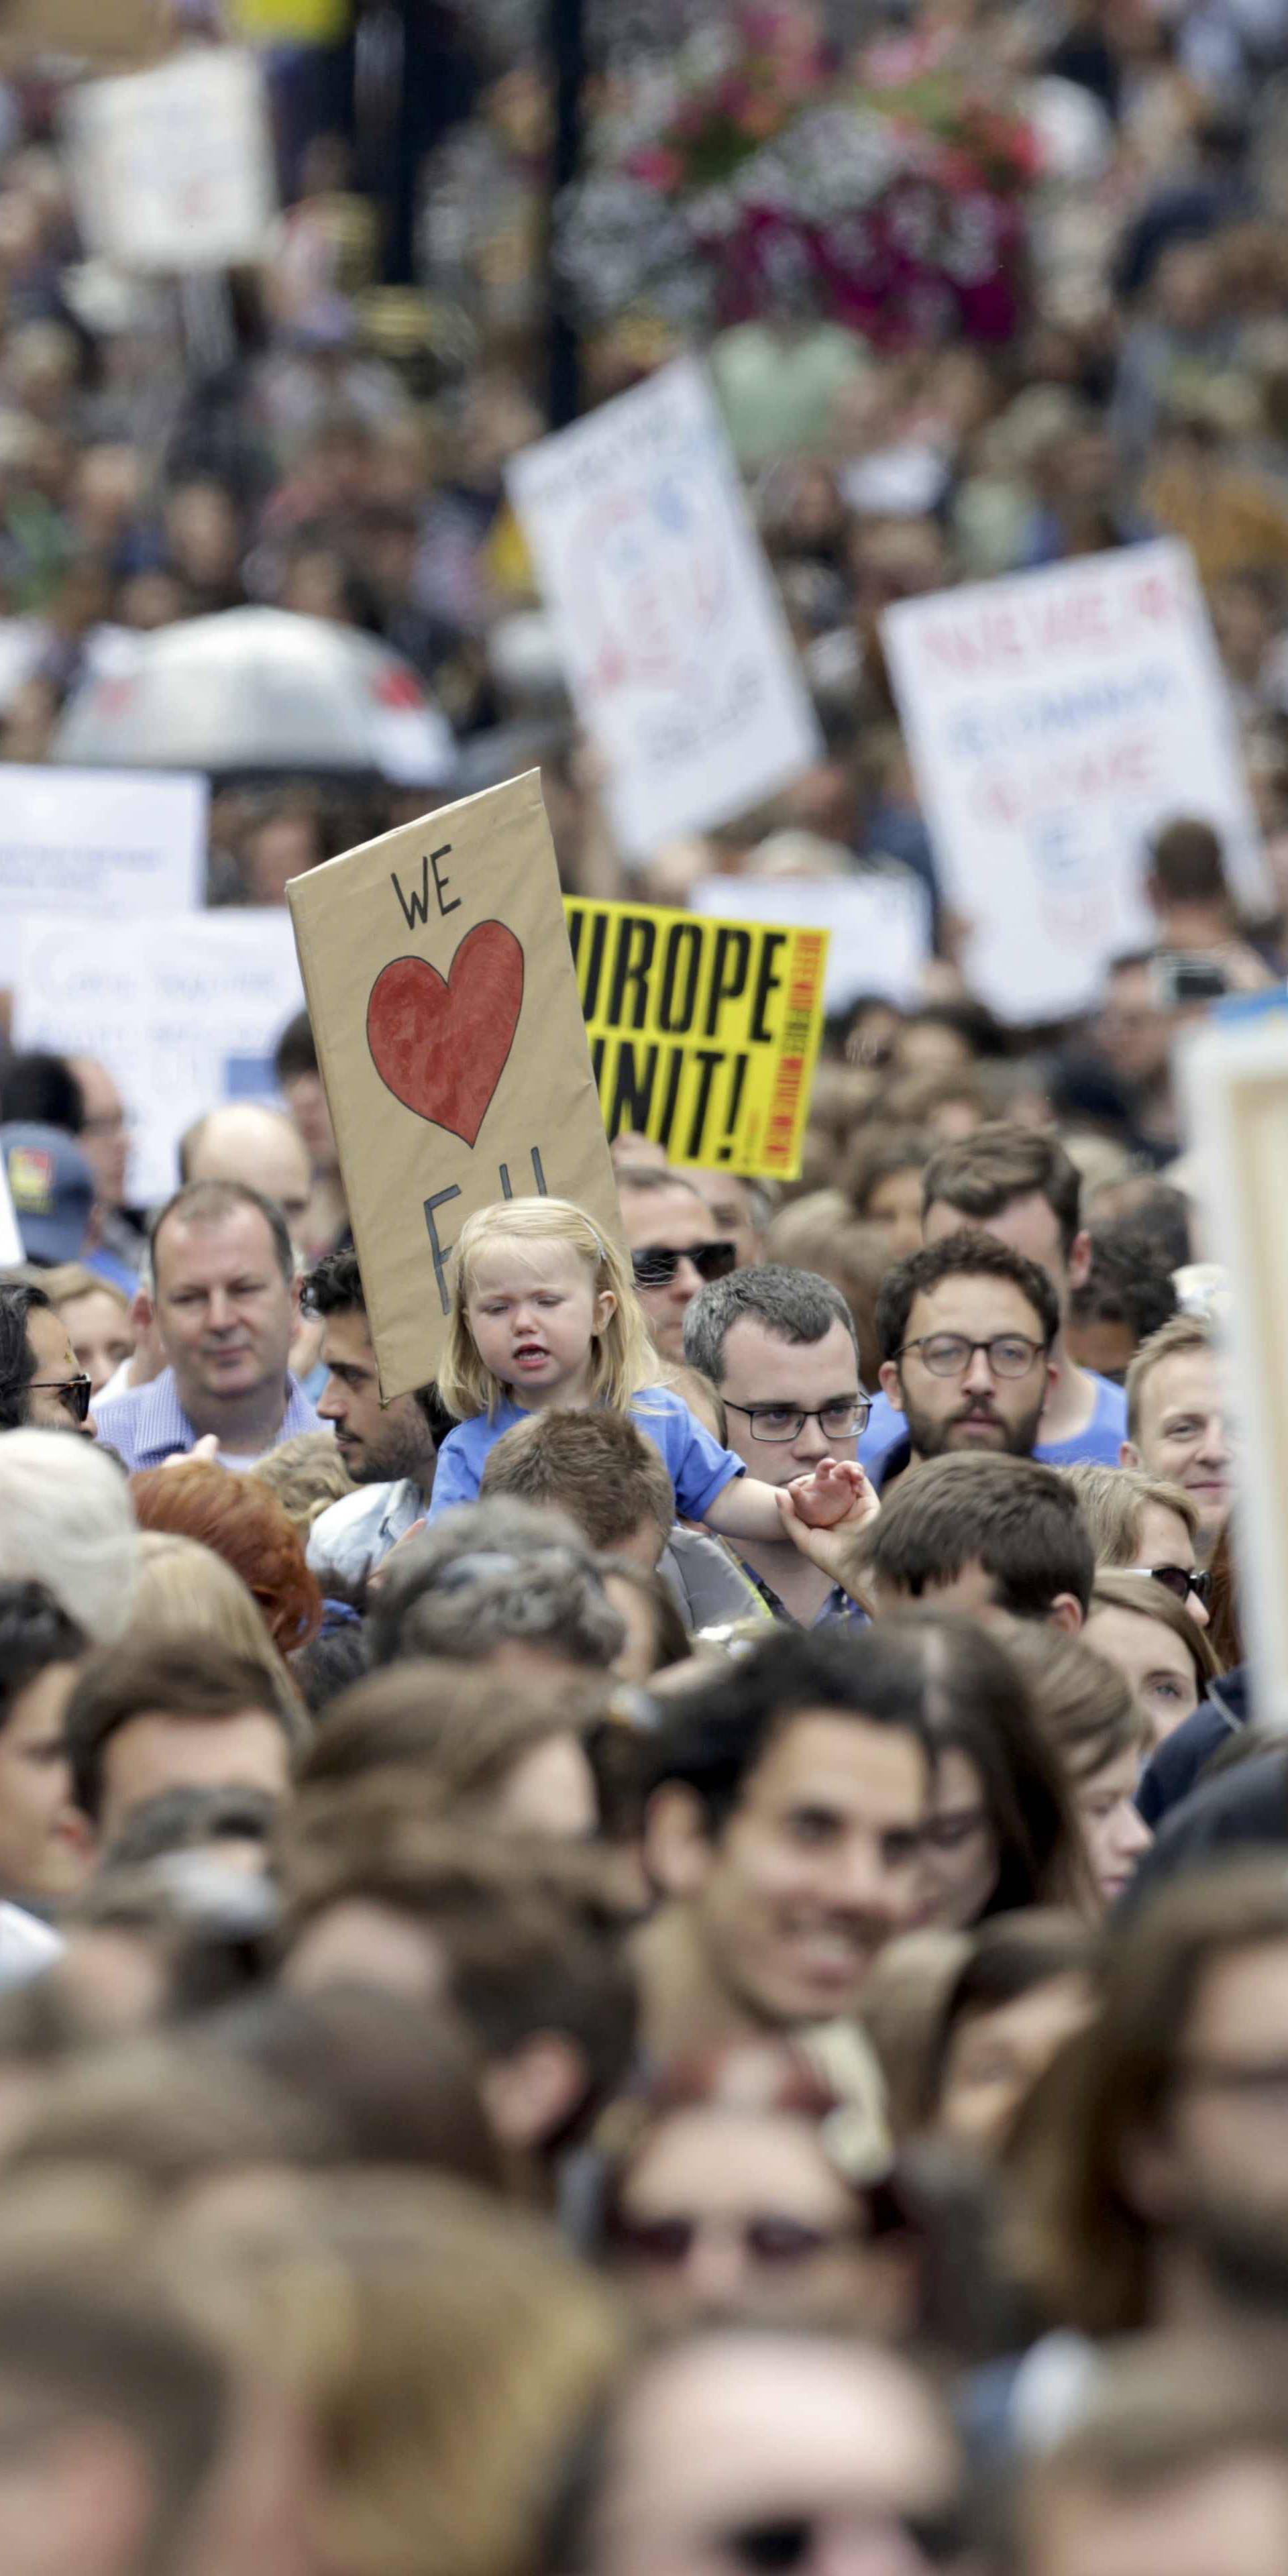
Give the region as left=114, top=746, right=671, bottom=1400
left=366, top=922, right=525, bottom=1147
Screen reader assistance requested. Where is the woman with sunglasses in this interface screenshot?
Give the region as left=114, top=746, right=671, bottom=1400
left=1061, top=1461, right=1209, bottom=1627
left=602, top=2040, right=909, bottom=2337
left=1082, top=1570, right=1221, bottom=1756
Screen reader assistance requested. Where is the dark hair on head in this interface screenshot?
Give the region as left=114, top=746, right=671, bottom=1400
left=293, top=1621, right=372, bottom=1715
left=865, top=1454, right=1095, bottom=1619
left=924, top=1909, right=1096, bottom=2123
left=1069, top=1225, right=1178, bottom=1348
left=274, top=1010, right=319, bottom=1086
left=0, top=1579, right=84, bottom=1722
left=0, top=1051, right=85, bottom=1134
left=0, top=1281, right=52, bottom=1432
left=596, top=1558, right=690, bottom=1676
left=481, top=1408, right=676, bottom=1551
left=875, top=1230, right=1059, bottom=1364
left=643, top=1625, right=932, bottom=1839
left=150, top=1180, right=293, bottom=1287
left=301, top=1249, right=451, bottom=1440
left=1108, top=1183, right=1193, bottom=1275
left=921, top=1122, right=1083, bottom=1260
left=103, top=1782, right=280, bottom=1874
left=303, top=1246, right=364, bottom=1317
left=845, top=1127, right=932, bottom=1219
left=1149, top=815, right=1229, bottom=909
left=903, top=1000, right=1007, bottom=1060
left=201, top=1984, right=506, bottom=2190
left=64, top=1639, right=299, bottom=1825
left=681, top=1263, right=860, bottom=1386
left=875, top=1613, right=1086, bottom=1921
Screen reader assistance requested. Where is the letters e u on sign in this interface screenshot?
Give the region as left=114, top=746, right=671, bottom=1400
left=286, top=771, right=621, bottom=1404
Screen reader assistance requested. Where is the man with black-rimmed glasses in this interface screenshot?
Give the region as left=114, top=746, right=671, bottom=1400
left=684, top=1265, right=871, bottom=1629
left=873, top=1232, right=1060, bottom=1487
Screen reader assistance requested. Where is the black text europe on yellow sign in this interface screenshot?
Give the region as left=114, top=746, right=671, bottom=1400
left=565, top=898, right=828, bottom=1180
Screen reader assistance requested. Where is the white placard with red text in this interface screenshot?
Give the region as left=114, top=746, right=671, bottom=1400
left=883, top=540, right=1266, bottom=1023
left=508, top=357, right=822, bottom=860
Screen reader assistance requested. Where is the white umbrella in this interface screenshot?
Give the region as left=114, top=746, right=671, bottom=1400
left=54, top=606, right=457, bottom=784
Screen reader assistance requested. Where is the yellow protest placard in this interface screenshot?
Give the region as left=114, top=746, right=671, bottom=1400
left=566, top=897, right=828, bottom=1180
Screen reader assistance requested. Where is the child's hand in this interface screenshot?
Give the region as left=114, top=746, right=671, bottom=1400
left=788, top=1458, right=871, bottom=1529
left=774, top=1464, right=880, bottom=1589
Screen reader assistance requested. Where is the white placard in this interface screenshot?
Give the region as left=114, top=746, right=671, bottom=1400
left=0, top=1158, right=21, bottom=1270
left=9, top=912, right=303, bottom=1205
left=0, top=767, right=205, bottom=914
left=66, top=49, right=277, bottom=274
left=883, top=540, right=1267, bottom=1024
left=1182, top=1003, right=1288, bottom=1729
left=692, top=871, right=931, bottom=1012
left=507, top=357, right=822, bottom=859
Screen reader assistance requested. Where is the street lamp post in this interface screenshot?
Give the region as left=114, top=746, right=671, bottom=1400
left=547, top=0, right=585, bottom=427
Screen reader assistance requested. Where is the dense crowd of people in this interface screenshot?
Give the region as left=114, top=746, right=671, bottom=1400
left=3, top=0, right=1288, bottom=2571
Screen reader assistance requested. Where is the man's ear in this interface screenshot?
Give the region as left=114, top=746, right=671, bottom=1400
left=643, top=1782, right=716, bottom=1900
left=877, top=1361, right=906, bottom=1417
left=1067, top=1229, right=1093, bottom=1295
left=1119, top=2123, right=1185, bottom=2229
left=1121, top=1439, right=1142, bottom=1470
left=481, top=2035, right=587, bottom=2153
left=1048, top=1594, right=1085, bottom=1635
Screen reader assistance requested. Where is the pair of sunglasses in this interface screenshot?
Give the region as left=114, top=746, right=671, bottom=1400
left=613, top=2211, right=843, bottom=2267
left=1130, top=1562, right=1212, bottom=1609
left=714, top=2508, right=969, bottom=2572
left=27, top=1375, right=92, bottom=1425
left=631, top=1240, right=737, bottom=1289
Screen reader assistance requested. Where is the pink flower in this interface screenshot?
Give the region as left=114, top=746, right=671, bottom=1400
left=629, top=146, right=685, bottom=189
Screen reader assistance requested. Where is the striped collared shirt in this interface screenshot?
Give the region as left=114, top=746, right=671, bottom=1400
left=93, top=1366, right=321, bottom=1472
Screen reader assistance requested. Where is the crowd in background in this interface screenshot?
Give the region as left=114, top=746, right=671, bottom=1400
left=1, top=3, right=1288, bottom=2575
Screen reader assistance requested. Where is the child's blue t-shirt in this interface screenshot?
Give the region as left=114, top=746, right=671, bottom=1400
left=427, top=1386, right=746, bottom=1523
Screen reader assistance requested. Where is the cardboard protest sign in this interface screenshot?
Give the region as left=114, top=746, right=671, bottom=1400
left=289, top=773, right=622, bottom=1402
left=66, top=49, right=277, bottom=273
left=0, top=767, right=205, bottom=912
left=0, top=0, right=165, bottom=68
left=883, top=539, right=1267, bottom=1024
left=566, top=896, right=828, bottom=1181
left=507, top=358, right=822, bottom=859
left=9, top=910, right=302, bottom=1205
left=1182, top=1004, right=1288, bottom=1729
left=692, top=871, right=930, bottom=1014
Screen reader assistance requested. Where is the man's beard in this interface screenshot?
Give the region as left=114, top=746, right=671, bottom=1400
left=903, top=1391, right=1045, bottom=1462
left=353, top=1413, right=437, bottom=1489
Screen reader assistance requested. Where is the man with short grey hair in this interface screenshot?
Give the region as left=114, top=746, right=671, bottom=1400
left=684, top=1265, right=871, bottom=1627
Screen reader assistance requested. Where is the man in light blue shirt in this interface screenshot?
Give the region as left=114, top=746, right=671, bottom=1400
left=95, top=1181, right=319, bottom=1472
left=920, top=1124, right=1128, bottom=1470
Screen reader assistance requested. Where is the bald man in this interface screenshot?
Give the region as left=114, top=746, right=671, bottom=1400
left=180, top=1107, right=312, bottom=1244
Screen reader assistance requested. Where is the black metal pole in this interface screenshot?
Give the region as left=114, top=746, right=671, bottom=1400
left=547, top=0, right=585, bottom=427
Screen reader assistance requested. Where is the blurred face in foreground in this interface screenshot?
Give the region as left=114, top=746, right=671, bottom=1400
left=612, top=2106, right=869, bottom=2332
left=646, top=1713, right=928, bottom=2028
left=1030, top=2454, right=1288, bottom=2576
left=1126, top=1939, right=1288, bottom=2300
left=588, top=2335, right=971, bottom=2576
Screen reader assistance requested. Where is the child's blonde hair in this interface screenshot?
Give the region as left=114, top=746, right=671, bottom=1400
left=439, top=1197, right=655, bottom=1419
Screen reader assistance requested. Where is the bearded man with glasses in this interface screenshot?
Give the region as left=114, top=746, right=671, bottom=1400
left=0, top=1283, right=95, bottom=1439
left=871, top=1233, right=1060, bottom=1488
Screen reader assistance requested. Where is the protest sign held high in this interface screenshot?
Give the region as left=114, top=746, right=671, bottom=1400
left=0, top=767, right=205, bottom=915
left=508, top=358, right=822, bottom=859
left=883, top=539, right=1265, bottom=1023
left=567, top=896, right=828, bottom=1181
left=290, top=772, right=621, bottom=1401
